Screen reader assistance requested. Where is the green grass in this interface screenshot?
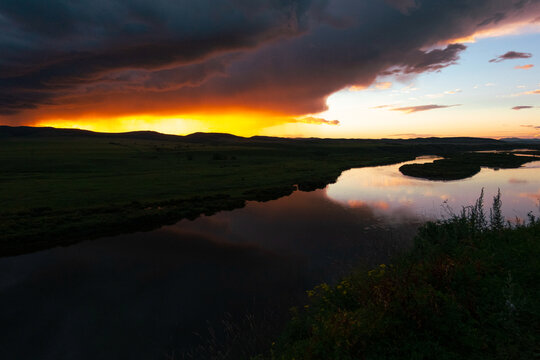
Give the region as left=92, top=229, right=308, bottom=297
left=267, top=192, right=540, bottom=360
left=399, top=153, right=535, bottom=181
left=0, top=129, right=534, bottom=256
left=0, top=136, right=413, bottom=255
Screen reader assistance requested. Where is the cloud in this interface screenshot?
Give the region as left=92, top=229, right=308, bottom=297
left=445, top=89, right=462, bottom=94
left=391, top=104, right=461, bottom=114
left=509, top=178, right=528, bottom=184
left=349, top=85, right=368, bottom=91
left=375, top=81, right=393, bottom=90
left=295, top=116, right=340, bottom=125
left=513, top=105, right=534, bottom=110
left=489, top=51, right=533, bottom=62
left=425, top=88, right=462, bottom=98
left=0, top=0, right=540, bottom=127
left=515, top=64, right=534, bottom=69
left=520, top=124, right=540, bottom=128
left=510, top=88, right=540, bottom=97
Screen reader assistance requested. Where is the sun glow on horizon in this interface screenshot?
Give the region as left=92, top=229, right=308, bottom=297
left=28, top=24, right=540, bottom=140
left=35, top=111, right=343, bottom=137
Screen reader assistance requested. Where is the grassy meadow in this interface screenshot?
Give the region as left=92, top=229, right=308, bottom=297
left=0, top=126, right=535, bottom=256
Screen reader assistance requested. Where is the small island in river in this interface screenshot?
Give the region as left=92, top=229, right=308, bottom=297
left=399, top=152, right=537, bottom=181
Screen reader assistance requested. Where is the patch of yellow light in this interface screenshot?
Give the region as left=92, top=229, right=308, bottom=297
left=37, top=115, right=202, bottom=135
left=36, top=111, right=309, bottom=137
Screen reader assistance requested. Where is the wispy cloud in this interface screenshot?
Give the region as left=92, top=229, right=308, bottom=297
left=489, top=51, right=532, bottom=63
left=425, top=89, right=462, bottom=98
left=295, top=116, right=340, bottom=125
left=520, top=124, right=540, bottom=128
left=511, top=89, right=540, bottom=97
left=445, top=89, right=462, bottom=95
left=349, top=85, right=368, bottom=92
left=515, top=64, right=534, bottom=70
left=391, top=104, right=461, bottom=114
left=513, top=106, right=534, bottom=110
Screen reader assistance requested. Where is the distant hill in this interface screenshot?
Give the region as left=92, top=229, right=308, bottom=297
left=500, top=137, right=540, bottom=144
left=0, top=126, right=184, bottom=141
left=183, top=132, right=246, bottom=143
left=0, top=125, right=510, bottom=146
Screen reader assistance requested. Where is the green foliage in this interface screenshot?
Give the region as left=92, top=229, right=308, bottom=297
left=269, top=193, right=540, bottom=360
left=490, top=189, right=504, bottom=231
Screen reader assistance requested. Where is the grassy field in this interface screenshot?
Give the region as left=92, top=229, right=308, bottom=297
left=0, top=126, right=532, bottom=256
left=399, top=153, right=537, bottom=181
left=267, top=192, right=540, bottom=360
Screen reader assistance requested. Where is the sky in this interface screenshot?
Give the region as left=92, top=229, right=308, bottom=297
left=0, top=0, right=539, bottom=138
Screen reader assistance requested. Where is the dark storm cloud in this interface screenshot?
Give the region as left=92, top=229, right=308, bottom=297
left=391, top=44, right=467, bottom=74
left=0, top=0, right=321, bottom=113
left=1, top=0, right=540, bottom=120
left=489, top=51, right=533, bottom=63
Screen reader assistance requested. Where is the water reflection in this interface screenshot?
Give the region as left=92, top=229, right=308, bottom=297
left=327, top=157, right=540, bottom=221
left=1, top=156, right=539, bottom=359
left=0, top=189, right=418, bottom=359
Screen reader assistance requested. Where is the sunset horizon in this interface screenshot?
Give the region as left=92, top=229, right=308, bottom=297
left=1, top=1, right=539, bottom=139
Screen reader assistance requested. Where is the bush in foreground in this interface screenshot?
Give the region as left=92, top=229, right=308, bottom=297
left=268, top=191, right=540, bottom=359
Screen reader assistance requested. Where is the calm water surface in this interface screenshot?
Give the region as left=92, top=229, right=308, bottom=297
left=1, top=157, right=539, bottom=359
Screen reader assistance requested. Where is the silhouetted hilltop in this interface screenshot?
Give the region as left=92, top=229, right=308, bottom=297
left=500, top=137, right=540, bottom=144
left=0, top=126, right=182, bottom=141
left=0, top=125, right=509, bottom=146
left=183, top=132, right=246, bottom=143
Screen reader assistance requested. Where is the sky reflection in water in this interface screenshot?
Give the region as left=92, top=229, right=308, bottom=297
left=327, top=156, right=540, bottom=222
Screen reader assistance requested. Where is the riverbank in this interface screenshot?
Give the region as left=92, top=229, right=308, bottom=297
left=2, top=126, right=524, bottom=256
left=267, top=193, right=540, bottom=359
